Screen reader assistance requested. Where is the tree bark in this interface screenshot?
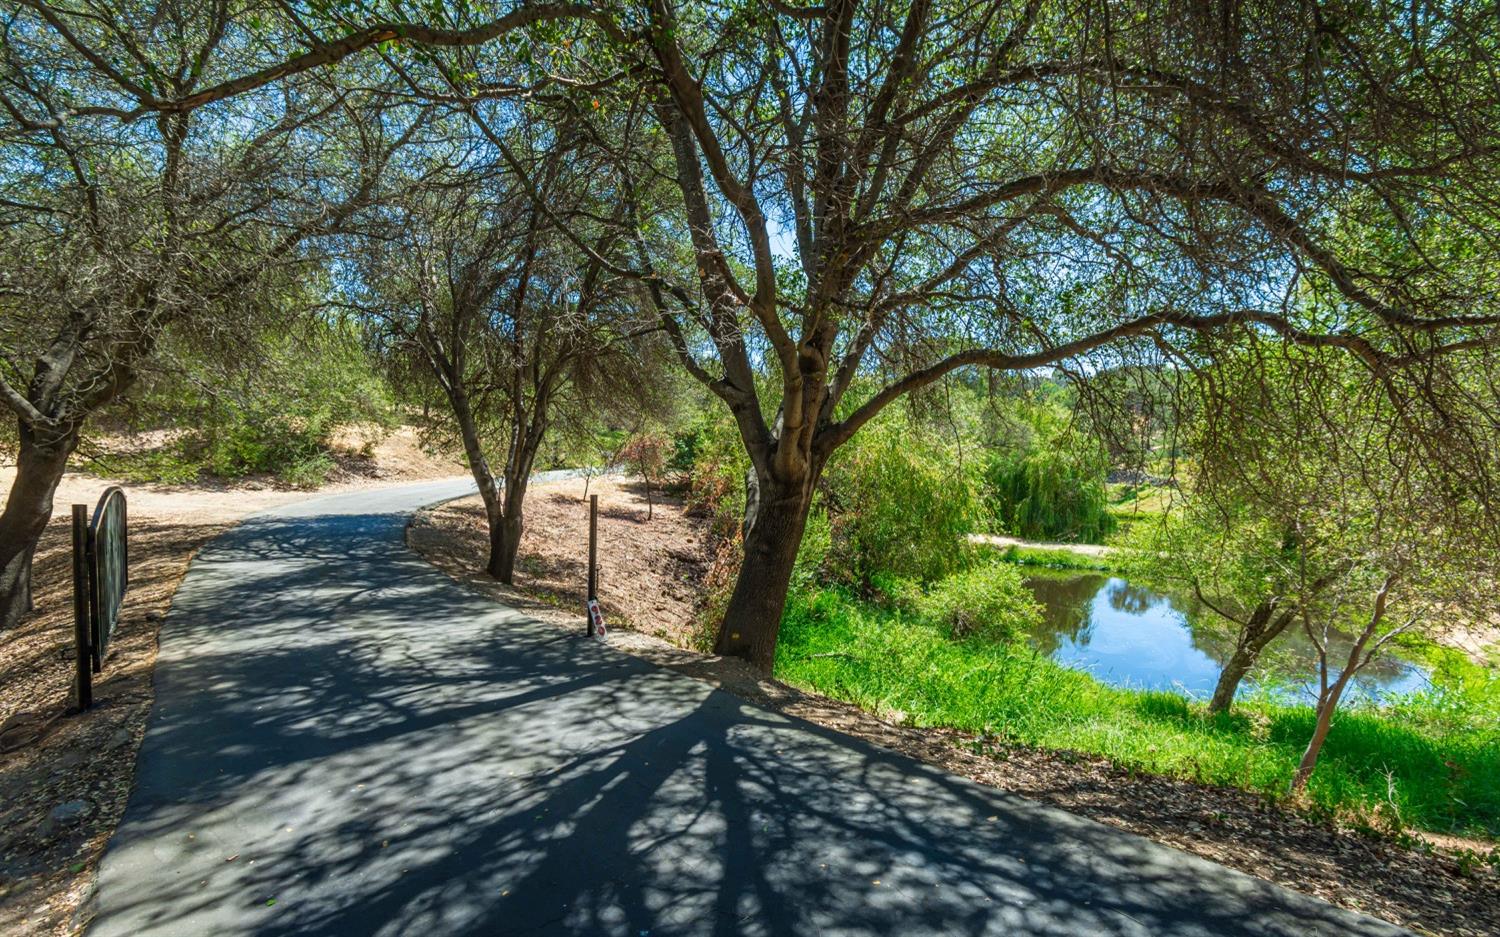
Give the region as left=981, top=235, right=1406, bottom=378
left=0, top=423, right=77, bottom=630
left=1207, top=647, right=1256, bottom=715
left=486, top=507, right=523, bottom=582
left=1291, top=673, right=1353, bottom=792
left=1207, top=605, right=1295, bottom=715
left=485, top=473, right=529, bottom=584
left=714, top=482, right=814, bottom=671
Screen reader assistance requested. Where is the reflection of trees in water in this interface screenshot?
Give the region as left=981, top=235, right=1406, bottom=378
left=1023, top=573, right=1420, bottom=694
left=1024, top=573, right=1105, bottom=656
left=1249, top=628, right=1414, bottom=686
left=1104, top=579, right=1157, bottom=616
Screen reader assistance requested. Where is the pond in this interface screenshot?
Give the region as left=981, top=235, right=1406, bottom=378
left=1022, top=572, right=1430, bottom=705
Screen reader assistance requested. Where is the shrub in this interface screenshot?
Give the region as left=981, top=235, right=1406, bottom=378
left=823, top=420, right=981, bottom=583
left=912, top=562, right=1042, bottom=641
left=680, top=410, right=750, bottom=537
left=619, top=432, right=671, bottom=519
left=101, top=317, right=395, bottom=488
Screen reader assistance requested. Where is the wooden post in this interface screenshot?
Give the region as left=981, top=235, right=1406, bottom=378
left=71, top=504, right=92, bottom=711
left=586, top=494, right=598, bottom=635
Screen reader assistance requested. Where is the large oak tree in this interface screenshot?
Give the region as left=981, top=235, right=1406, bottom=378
left=8, top=0, right=1499, bottom=674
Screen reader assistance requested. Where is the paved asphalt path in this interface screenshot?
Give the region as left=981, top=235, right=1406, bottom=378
left=89, top=479, right=1411, bottom=936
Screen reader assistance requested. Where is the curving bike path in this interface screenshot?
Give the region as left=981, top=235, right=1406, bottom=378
left=88, top=480, right=1409, bottom=936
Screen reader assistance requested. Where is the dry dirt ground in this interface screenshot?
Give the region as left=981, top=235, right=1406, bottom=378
left=0, top=427, right=463, bottom=936
left=412, top=477, right=1499, bottom=937
left=411, top=476, right=716, bottom=651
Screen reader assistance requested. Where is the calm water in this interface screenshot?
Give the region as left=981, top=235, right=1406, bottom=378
left=1023, top=572, right=1429, bottom=705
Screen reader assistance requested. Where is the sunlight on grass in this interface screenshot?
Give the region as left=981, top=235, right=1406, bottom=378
left=776, top=585, right=1500, bottom=838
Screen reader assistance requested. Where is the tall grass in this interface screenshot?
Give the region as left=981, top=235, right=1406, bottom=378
left=776, top=585, right=1500, bottom=838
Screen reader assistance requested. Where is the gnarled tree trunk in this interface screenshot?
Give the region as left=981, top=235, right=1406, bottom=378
left=0, top=423, right=77, bottom=630
left=714, top=469, right=818, bottom=672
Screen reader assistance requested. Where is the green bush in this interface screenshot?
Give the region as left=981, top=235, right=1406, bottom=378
left=680, top=409, right=751, bottom=539
left=823, top=420, right=981, bottom=583
left=102, top=318, right=395, bottom=488
left=913, top=562, right=1042, bottom=641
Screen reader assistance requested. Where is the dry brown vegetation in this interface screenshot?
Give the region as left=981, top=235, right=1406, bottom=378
left=410, top=475, right=713, bottom=650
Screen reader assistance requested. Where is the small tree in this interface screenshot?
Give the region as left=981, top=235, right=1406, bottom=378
left=1177, top=340, right=1498, bottom=785
left=1285, top=499, right=1483, bottom=793
left=354, top=122, right=666, bottom=581
left=619, top=433, right=670, bottom=520
left=1131, top=502, right=1310, bottom=715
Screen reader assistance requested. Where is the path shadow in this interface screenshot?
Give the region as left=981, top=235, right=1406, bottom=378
left=88, top=496, right=1409, bottom=937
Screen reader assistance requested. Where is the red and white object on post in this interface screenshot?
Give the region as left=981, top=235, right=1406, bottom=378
left=587, top=598, right=607, bottom=639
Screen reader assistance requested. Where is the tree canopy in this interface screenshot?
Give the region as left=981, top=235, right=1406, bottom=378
left=4, top=0, right=1499, bottom=666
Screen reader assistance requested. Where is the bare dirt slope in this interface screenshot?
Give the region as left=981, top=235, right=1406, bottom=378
left=0, top=426, right=464, bottom=936
left=411, top=479, right=1499, bottom=937
left=411, top=475, right=714, bottom=649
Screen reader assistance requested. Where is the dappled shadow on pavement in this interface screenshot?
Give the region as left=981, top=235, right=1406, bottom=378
left=89, top=484, right=1409, bottom=936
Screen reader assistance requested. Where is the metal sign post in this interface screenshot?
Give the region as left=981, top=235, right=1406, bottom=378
left=71, top=504, right=92, bottom=711
left=586, top=495, right=604, bottom=638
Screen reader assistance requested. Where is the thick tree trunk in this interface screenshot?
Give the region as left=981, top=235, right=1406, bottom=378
left=0, top=425, right=77, bottom=630
left=0, top=546, right=36, bottom=630
left=1207, top=647, right=1256, bottom=715
left=484, top=470, right=530, bottom=585
left=714, top=483, right=814, bottom=672
left=485, top=512, right=523, bottom=582
left=486, top=500, right=528, bottom=581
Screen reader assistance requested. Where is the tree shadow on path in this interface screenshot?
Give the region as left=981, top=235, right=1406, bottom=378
left=88, top=495, right=1410, bottom=937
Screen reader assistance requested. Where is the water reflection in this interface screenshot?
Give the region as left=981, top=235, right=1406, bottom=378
left=1023, top=572, right=1429, bottom=705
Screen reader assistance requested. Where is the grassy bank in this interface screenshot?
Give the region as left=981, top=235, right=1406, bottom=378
left=775, top=585, right=1500, bottom=839
left=985, top=543, right=1117, bottom=572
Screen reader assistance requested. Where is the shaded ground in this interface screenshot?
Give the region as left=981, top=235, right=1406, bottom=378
left=91, top=481, right=1406, bottom=937
left=0, top=430, right=464, bottom=936
left=413, top=484, right=1499, bottom=937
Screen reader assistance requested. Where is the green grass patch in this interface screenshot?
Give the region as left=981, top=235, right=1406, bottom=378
left=775, top=584, right=1500, bottom=839
left=1104, top=482, right=1174, bottom=543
